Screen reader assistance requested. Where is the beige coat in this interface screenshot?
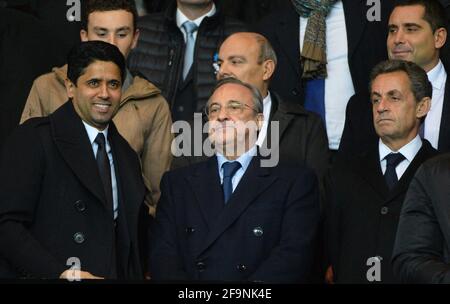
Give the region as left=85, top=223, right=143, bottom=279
left=21, top=65, right=173, bottom=216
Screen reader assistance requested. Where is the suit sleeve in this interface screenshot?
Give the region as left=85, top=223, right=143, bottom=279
left=248, top=168, right=320, bottom=283
left=392, top=164, right=450, bottom=283
left=149, top=172, right=188, bottom=280
left=0, top=123, right=67, bottom=278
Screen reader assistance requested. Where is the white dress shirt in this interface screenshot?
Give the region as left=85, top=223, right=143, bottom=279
left=425, top=60, right=447, bottom=149
left=379, top=135, right=422, bottom=180
left=176, top=3, right=216, bottom=42
left=299, top=1, right=355, bottom=150
left=82, top=121, right=118, bottom=219
left=256, top=92, right=272, bottom=147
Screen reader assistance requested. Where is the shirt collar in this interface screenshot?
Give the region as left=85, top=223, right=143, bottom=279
left=263, top=91, right=272, bottom=119
left=379, top=134, right=422, bottom=163
left=427, top=59, right=446, bottom=91
left=217, top=145, right=257, bottom=173
left=82, top=121, right=109, bottom=146
left=176, top=3, right=216, bottom=28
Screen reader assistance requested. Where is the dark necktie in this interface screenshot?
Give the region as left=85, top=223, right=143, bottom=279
left=222, top=161, right=241, bottom=204
left=384, top=153, right=405, bottom=190
left=95, top=133, right=113, bottom=211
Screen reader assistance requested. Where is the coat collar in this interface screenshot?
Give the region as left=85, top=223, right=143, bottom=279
left=353, top=140, right=437, bottom=203
left=49, top=101, right=127, bottom=209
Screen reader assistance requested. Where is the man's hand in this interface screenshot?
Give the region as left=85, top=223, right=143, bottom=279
left=60, top=269, right=104, bottom=280
left=325, top=265, right=334, bottom=284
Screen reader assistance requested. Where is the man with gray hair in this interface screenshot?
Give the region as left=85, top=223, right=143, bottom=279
left=150, top=78, right=320, bottom=282
left=325, top=60, right=437, bottom=283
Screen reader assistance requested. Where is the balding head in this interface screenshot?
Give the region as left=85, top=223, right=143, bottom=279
left=216, top=32, right=277, bottom=97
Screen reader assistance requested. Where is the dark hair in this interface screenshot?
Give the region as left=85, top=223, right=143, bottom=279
left=67, top=41, right=126, bottom=85
left=369, top=60, right=432, bottom=103
left=81, top=0, right=138, bottom=31
left=394, top=0, right=447, bottom=32
left=209, top=78, right=264, bottom=114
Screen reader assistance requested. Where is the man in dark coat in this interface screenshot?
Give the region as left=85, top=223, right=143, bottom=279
left=150, top=78, right=320, bottom=282
left=326, top=60, right=437, bottom=283
left=0, top=41, right=148, bottom=280
left=392, top=153, right=450, bottom=283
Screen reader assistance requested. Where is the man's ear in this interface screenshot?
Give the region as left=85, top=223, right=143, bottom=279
left=65, top=79, right=75, bottom=99
left=262, top=60, right=275, bottom=81
left=434, top=27, right=447, bottom=49
left=416, top=96, right=431, bottom=119
left=80, top=29, right=88, bottom=42
left=256, top=113, right=264, bottom=130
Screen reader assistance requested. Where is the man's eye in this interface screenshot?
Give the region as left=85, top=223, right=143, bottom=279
left=231, top=60, right=242, bottom=65
left=117, top=32, right=128, bottom=38
left=406, top=27, right=418, bottom=32
left=88, top=80, right=99, bottom=87
left=109, top=82, right=120, bottom=89
left=96, top=32, right=107, bottom=37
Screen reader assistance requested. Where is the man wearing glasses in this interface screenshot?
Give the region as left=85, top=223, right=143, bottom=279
left=149, top=77, right=320, bottom=282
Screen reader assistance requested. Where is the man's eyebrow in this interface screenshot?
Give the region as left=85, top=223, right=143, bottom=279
left=93, top=26, right=108, bottom=31
left=228, top=55, right=246, bottom=61
left=116, top=26, right=132, bottom=32
left=403, top=22, right=422, bottom=28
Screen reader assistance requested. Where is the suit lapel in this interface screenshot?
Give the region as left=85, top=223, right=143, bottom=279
left=354, top=150, right=389, bottom=200
left=195, top=155, right=278, bottom=257
left=438, top=78, right=450, bottom=152
left=343, top=0, right=366, bottom=62
left=50, top=102, right=107, bottom=206
left=267, top=94, right=293, bottom=146
left=387, top=141, right=437, bottom=203
left=187, top=157, right=225, bottom=230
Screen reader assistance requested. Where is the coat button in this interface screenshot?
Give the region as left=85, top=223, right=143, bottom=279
left=73, top=232, right=85, bottom=244
left=381, top=207, right=389, bottom=215
left=74, top=200, right=86, bottom=212
left=177, top=106, right=184, bottom=112
left=292, top=88, right=299, bottom=96
left=185, top=227, right=195, bottom=234
left=196, top=261, right=206, bottom=272
left=237, top=264, right=247, bottom=272
left=253, top=227, right=264, bottom=237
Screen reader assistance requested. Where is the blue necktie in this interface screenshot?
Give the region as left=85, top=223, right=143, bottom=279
left=304, top=78, right=326, bottom=124
left=182, top=21, right=198, bottom=79
left=384, top=153, right=405, bottom=190
left=222, top=161, right=241, bottom=204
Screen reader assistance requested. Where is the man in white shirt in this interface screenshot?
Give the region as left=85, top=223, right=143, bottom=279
left=326, top=60, right=437, bottom=283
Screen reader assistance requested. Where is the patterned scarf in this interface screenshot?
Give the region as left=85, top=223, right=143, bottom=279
left=291, top=0, right=338, bottom=79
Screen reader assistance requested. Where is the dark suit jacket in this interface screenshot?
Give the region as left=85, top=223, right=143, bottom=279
left=171, top=92, right=330, bottom=181
left=255, top=0, right=394, bottom=104
left=0, top=102, right=147, bottom=279
left=326, top=140, right=437, bottom=283
left=339, top=77, right=450, bottom=157
left=392, top=153, right=450, bottom=283
left=150, top=154, right=320, bottom=282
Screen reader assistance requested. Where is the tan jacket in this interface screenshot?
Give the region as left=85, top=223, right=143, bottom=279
left=21, top=65, right=173, bottom=216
